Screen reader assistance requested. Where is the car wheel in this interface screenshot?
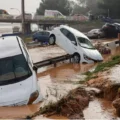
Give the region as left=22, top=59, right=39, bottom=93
left=73, top=53, right=80, bottom=63
left=34, top=39, right=38, bottom=42
left=49, top=36, right=55, bottom=45
left=98, top=35, right=101, bottom=39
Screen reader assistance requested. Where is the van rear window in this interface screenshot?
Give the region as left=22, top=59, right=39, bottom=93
left=0, top=54, right=32, bottom=85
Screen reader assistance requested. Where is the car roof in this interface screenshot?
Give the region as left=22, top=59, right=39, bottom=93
left=60, top=25, right=89, bottom=39
left=113, top=23, right=120, bottom=26
left=0, top=36, right=22, bottom=59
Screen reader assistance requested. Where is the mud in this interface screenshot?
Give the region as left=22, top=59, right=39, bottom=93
left=32, top=87, right=91, bottom=119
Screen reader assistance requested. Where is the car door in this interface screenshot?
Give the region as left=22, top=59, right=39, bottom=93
left=58, top=28, right=77, bottom=54
left=42, top=32, right=50, bottom=42
left=66, top=30, right=78, bottom=54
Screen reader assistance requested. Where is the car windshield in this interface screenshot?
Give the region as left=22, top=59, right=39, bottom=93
left=0, top=54, right=32, bottom=84
left=77, top=37, right=95, bottom=49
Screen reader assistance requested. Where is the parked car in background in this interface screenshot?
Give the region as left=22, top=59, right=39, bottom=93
left=16, top=13, right=32, bottom=19
left=49, top=25, right=103, bottom=63
left=73, top=14, right=89, bottom=21
left=33, top=31, right=51, bottom=44
left=0, top=36, right=43, bottom=106
left=101, top=23, right=120, bottom=38
left=87, top=29, right=105, bottom=39
left=0, top=9, right=13, bottom=19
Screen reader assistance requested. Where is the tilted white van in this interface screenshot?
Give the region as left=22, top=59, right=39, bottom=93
left=0, top=36, right=43, bottom=106
left=49, top=25, right=103, bottom=63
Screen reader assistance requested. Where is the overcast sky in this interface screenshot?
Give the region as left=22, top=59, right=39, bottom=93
left=0, top=0, right=41, bottom=15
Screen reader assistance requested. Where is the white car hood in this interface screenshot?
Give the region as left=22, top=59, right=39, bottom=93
left=82, top=47, right=103, bottom=61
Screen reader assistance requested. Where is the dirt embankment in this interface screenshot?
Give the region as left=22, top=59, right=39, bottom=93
left=86, top=56, right=120, bottom=116
left=28, top=87, right=100, bottom=119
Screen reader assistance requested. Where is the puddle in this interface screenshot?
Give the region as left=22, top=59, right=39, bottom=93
left=37, top=63, right=95, bottom=83
left=84, top=98, right=120, bottom=120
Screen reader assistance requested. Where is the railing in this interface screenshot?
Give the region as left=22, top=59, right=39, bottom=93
left=0, top=14, right=89, bottom=22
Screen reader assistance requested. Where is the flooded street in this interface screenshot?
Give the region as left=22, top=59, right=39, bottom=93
left=84, top=98, right=120, bottom=120
left=0, top=40, right=120, bottom=119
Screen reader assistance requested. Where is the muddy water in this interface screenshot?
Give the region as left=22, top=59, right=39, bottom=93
left=84, top=98, right=120, bottom=120
left=28, top=45, right=66, bottom=63
left=37, top=63, right=95, bottom=83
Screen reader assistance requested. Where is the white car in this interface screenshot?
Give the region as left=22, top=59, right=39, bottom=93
left=0, top=36, right=43, bottom=106
left=49, top=25, right=103, bottom=63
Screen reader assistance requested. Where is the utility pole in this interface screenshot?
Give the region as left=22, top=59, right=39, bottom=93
left=108, top=9, right=110, bottom=18
left=21, top=0, right=25, bottom=34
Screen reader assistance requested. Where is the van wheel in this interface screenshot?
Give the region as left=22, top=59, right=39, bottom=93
left=73, top=53, right=80, bottom=63
left=49, top=36, right=55, bottom=45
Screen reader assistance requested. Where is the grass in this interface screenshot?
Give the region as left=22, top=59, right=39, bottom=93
left=84, top=55, right=120, bottom=82
left=23, top=37, right=32, bottom=43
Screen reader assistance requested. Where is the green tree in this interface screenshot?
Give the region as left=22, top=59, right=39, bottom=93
left=36, top=0, right=72, bottom=15
left=74, top=0, right=100, bottom=15
left=98, top=0, right=120, bottom=18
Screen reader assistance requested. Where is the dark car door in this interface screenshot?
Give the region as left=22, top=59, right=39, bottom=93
left=42, top=32, right=50, bottom=42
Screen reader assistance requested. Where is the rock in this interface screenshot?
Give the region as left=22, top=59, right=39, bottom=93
left=69, top=113, right=84, bottom=119
left=94, top=41, right=111, bottom=54
left=112, top=98, right=120, bottom=116
left=104, top=83, right=120, bottom=101
left=85, top=87, right=103, bottom=98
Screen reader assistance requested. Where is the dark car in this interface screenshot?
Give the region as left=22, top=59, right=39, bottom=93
left=87, top=29, right=105, bottom=39
left=32, top=31, right=51, bottom=43
left=101, top=23, right=120, bottom=38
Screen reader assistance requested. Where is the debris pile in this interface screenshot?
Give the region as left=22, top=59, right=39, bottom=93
left=29, top=87, right=100, bottom=119
left=94, top=41, right=111, bottom=54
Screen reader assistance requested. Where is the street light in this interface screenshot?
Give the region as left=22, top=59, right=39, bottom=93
left=10, top=8, right=21, bottom=14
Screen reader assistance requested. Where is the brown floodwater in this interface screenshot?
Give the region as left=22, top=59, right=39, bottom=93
left=84, top=98, right=120, bottom=120
left=0, top=41, right=120, bottom=119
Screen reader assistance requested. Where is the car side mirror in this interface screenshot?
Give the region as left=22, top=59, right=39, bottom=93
left=71, top=41, right=75, bottom=44
left=33, top=66, right=38, bottom=72
left=71, top=41, right=77, bottom=45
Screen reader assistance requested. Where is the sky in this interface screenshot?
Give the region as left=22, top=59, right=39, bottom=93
left=0, top=0, right=41, bottom=15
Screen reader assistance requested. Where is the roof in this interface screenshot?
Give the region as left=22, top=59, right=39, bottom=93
left=0, top=36, right=22, bottom=59
left=61, top=25, right=89, bottom=39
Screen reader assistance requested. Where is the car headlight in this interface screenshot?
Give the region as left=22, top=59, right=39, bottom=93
left=84, top=54, right=92, bottom=61
left=28, top=90, right=39, bottom=105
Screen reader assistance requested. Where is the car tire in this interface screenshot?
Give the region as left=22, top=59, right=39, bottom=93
left=49, top=35, right=56, bottom=45
left=98, top=35, right=101, bottom=39
left=73, top=53, right=81, bottom=63
left=34, top=38, right=38, bottom=42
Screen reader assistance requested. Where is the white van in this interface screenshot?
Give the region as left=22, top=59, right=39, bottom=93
left=44, top=10, right=66, bottom=18
left=0, top=36, right=43, bottom=106
left=49, top=25, right=103, bottom=63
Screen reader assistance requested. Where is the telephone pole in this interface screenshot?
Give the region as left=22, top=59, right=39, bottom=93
left=21, top=0, right=25, bottom=34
